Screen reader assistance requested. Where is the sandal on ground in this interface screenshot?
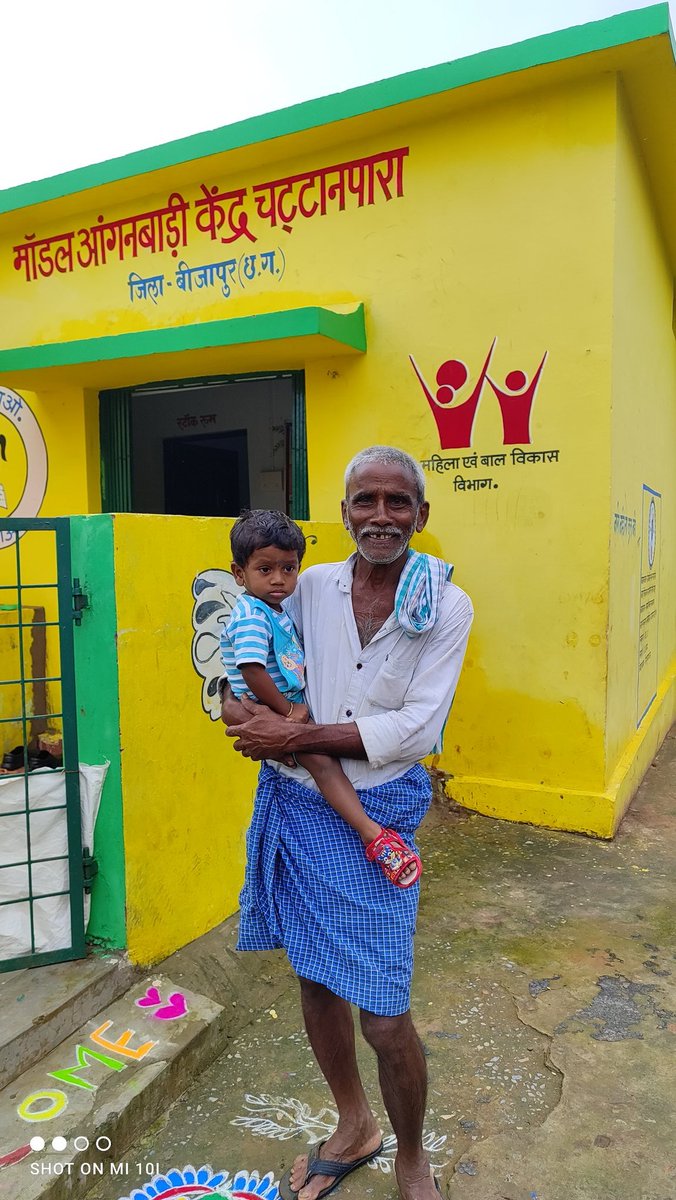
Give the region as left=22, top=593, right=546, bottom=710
left=365, top=827, right=422, bottom=888
left=278, top=1138, right=383, bottom=1200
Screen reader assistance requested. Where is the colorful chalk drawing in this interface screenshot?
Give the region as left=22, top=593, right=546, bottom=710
left=230, top=1095, right=450, bottom=1174
left=410, top=337, right=548, bottom=450
left=0, top=1145, right=32, bottom=1168
left=116, top=1165, right=279, bottom=1200
left=191, top=569, right=243, bottom=720
left=0, top=387, right=48, bottom=549
left=134, top=987, right=189, bottom=1020
left=16, top=994, right=186, bottom=1121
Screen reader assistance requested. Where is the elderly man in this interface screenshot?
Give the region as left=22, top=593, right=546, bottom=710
left=222, top=446, right=472, bottom=1200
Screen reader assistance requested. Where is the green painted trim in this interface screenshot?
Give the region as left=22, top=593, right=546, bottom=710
left=0, top=305, right=366, bottom=375
left=0, top=7, right=672, bottom=216
left=70, top=515, right=126, bottom=950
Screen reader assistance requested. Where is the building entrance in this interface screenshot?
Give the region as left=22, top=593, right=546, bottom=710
left=99, top=371, right=308, bottom=519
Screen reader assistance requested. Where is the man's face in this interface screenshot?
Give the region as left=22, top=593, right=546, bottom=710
left=341, top=462, right=429, bottom=565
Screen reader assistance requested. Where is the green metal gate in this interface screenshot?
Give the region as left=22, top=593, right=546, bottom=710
left=0, top=517, right=87, bottom=972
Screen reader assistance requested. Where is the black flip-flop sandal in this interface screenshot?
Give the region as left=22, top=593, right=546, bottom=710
left=278, top=1138, right=383, bottom=1200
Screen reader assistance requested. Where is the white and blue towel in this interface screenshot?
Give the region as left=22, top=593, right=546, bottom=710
left=394, top=549, right=453, bottom=636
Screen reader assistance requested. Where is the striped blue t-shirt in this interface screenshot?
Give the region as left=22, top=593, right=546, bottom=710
left=220, top=593, right=305, bottom=701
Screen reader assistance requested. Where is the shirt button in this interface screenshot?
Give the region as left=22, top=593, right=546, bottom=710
left=346, top=709, right=353, bottom=717
left=356, top=663, right=363, bottom=670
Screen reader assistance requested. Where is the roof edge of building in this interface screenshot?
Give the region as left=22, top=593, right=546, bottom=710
left=0, top=3, right=673, bottom=217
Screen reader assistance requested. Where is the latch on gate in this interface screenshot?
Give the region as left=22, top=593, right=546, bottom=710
left=72, top=578, right=89, bottom=624
left=82, top=846, right=98, bottom=893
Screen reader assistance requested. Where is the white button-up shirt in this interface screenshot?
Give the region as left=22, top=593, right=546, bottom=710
left=277, top=554, right=473, bottom=790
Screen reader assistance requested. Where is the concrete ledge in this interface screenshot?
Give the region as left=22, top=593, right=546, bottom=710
left=0, top=956, right=138, bottom=1092
left=607, top=668, right=676, bottom=832
left=442, top=775, right=615, bottom=838
left=443, top=672, right=675, bottom=838
left=0, top=973, right=225, bottom=1200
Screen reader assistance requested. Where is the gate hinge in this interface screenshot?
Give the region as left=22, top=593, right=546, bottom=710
left=82, top=846, right=98, bottom=893
left=72, top=578, right=89, bottom=624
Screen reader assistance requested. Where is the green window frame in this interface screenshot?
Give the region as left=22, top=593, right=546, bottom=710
left=100, top=370, right=308, bottom=519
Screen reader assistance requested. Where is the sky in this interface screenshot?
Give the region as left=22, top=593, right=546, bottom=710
left=1, top=0, right=673, bottom=190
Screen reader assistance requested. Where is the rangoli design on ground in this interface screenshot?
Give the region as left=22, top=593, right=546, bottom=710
left=117, top=1165, right=278, bottom=1200
left=231, top=1095, right=449, bottom=1173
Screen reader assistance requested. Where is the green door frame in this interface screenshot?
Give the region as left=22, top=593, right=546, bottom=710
left=100, top=369, right=309, bottom=519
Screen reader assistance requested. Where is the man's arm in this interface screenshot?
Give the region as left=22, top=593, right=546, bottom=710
left=222, top=590, right=472, bottom=765
left=219, top=683, right=319, bottom=762
left=354, top=593, right=473, bottom=767
left=224, top=696, right=368, bottom=761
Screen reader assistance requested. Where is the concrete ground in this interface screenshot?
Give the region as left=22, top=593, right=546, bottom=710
left=88, top=729, right=675, bottom=1200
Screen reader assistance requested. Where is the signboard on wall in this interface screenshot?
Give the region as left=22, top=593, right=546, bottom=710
left=0, top=388, right=48, bottom=549
left=637, top=483, right=661, bottom=726
left=8, top=147, right=408, bottom=319
left=410, top=336, right=558, bottom=495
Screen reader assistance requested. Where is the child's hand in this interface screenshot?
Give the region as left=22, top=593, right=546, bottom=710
left=288, top=702, right=310, bottom=723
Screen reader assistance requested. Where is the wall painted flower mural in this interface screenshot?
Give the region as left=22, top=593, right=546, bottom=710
left=191, top=569, right=243, bottom=720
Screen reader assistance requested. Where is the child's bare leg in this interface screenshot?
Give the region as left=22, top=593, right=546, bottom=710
left=298, top=752, right=380, bottom=843
left=297, top=753, right=419, bottom=886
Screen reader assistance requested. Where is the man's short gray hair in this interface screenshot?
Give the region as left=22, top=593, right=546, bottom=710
left=343, top=446, right=426, bottom=505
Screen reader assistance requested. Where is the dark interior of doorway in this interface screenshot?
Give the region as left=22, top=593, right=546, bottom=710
left=163, top=430, right=250, bottom=517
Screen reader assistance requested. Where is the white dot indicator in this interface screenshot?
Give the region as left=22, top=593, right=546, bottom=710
left=29, top=1137, right=45, bottom=1152
left=51, top=1137, right=68, bottom=1152
left=73, top=1136, right=89, bottom=1151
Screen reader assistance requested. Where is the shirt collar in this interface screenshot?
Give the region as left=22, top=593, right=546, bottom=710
left=337, top=553, right=358, bottom=592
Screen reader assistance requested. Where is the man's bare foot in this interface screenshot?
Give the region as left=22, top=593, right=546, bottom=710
left=287, top=1122, right=382, bottom=1200
left=394, top=1156, right=439, bottom=1200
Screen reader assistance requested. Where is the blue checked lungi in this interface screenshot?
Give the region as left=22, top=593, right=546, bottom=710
left=237, top=762, right=432, bottom=1016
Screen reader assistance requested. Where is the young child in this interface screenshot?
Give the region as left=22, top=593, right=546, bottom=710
left=220, top=509, right=421, bottom=888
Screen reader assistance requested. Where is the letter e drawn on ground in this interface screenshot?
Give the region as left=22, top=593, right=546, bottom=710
left=191, top=569, right=243, bottom=720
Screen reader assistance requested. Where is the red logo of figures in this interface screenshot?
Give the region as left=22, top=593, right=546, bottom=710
left=409, top=338, right=548, bottom=449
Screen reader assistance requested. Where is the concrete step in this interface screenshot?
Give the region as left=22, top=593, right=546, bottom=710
left=0, top=972, right=226, bottom=1200
left=0, top=956, right=138, bottom=1092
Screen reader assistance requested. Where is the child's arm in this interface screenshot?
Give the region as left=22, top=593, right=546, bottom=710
left=239, top=664, right=308, bottom=722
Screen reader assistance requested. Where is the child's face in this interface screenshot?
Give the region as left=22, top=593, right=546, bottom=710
left=232, top=545, right=300, bottom=607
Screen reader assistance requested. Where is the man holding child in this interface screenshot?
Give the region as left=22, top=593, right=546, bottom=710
left=222, top=445, right=473, bottom=1200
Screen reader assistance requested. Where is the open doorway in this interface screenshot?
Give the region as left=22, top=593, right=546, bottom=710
left=163, top=430, right=250, bottom=517
left=99, top=371, right=308, bottom=519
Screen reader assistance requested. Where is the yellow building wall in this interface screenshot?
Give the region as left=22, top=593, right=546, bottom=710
left=605, top=93, right=676, bottom=829
left=2, top=72, right=665, bottom=840
left=307, top=79, right=618, bottom=833
left=112, top=513, right=353, bottom=965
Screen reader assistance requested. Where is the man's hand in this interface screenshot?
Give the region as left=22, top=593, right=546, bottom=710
left=222, top=684, right=368, bottom=763
left=220, top=681, right=244, bottom=726
left=226, top=695, right=297, bottom=763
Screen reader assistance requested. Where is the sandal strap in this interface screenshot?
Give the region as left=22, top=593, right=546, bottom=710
left=306, top=1143, right=379, bottom=1181
left=306, top=1155, right=355, bottom=1180
left=365, top=827, right=421, bottom=885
